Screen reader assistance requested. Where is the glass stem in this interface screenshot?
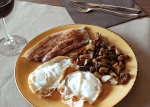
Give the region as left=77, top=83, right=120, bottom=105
left=0, top=18, right=15, bottom=47
left=1, top=18, right=11, bottom=40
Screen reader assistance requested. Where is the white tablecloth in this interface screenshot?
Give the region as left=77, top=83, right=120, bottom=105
left=0, top=1, right=150, bottom=107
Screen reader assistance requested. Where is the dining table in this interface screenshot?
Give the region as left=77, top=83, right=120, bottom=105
left=0, top=0, right=150, bottom=107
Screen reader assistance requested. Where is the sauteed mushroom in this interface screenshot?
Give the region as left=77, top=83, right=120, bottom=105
left=120, top=72, right=130, bottom=84
left=69, top=32, right=130, bottom=85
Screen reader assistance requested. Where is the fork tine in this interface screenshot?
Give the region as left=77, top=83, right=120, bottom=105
left=67, top=1, right=78, bottom=10
left=67, top=1, right=84, bottom=12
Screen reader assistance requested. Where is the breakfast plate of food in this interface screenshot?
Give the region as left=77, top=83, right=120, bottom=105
left=15, top=24, right=138, bottom=107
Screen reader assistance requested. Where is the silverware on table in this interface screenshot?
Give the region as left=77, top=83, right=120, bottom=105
left=72, top=0, right=140, bottom=13
left=67, top=1, right=139, bottom=18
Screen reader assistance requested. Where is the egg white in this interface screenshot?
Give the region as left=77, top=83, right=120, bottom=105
left=58, top=71, right=102, bottom=107
left=28, top=56, right=76, bottom=98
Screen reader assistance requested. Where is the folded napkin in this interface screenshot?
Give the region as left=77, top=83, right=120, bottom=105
left=60, top=0, right=146, bottom=27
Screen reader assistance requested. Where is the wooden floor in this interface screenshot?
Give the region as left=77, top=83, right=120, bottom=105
left=19, top=0, right=150, bottom=17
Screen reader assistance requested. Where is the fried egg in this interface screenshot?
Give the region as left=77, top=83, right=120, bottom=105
left=57, top=71, right=102, bottom=107
left=28, top=56, right=77, bottom=98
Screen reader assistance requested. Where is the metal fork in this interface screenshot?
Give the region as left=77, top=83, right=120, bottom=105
left=67, top=1, right=138, bottom=18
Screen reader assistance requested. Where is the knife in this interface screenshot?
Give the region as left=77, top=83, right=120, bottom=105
left=72, top=1, right=140, bottom=13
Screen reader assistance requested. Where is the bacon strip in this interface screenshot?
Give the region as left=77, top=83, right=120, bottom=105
left=22, top=26, right=89, bottom=62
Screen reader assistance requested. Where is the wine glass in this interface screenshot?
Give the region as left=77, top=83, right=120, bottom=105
left=0, top=0, right=26, bottom=56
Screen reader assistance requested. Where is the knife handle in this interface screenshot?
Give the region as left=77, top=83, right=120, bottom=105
left=94, top=8, right=138, bottom=18
left=101, top=4, right=140, bottom=13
